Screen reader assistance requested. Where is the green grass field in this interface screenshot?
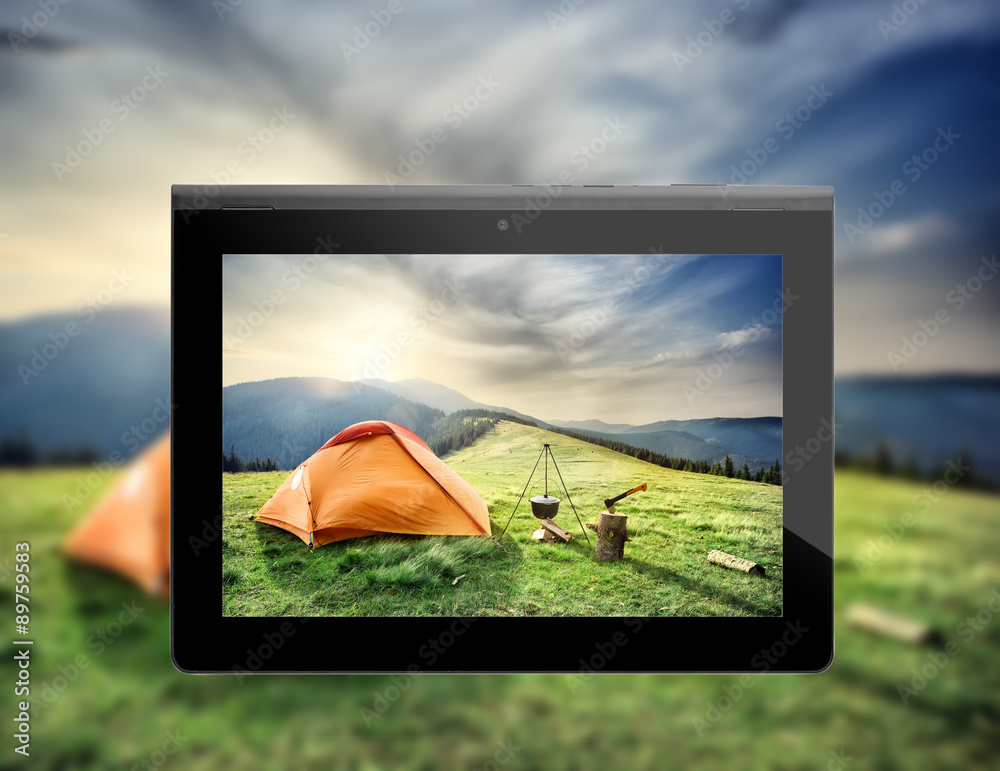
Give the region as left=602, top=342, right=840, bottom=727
left=3, top=464, right=999, bottom=769
left=222, top=421, right=783, bottom=617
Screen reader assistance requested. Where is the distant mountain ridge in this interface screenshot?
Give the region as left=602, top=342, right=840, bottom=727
left=548, top=416, right=782, bottom=466
left=222, top=376, right=781, bottom=473
left=623, top=417, right=783, bottom=466
left=359, top=377, right=544, bottom=426
left=548, top=418, right=636, bottom=434
left=559, top=427, right=773, bottom=475
left=2, top=304, right=993, bottom=483
left=358, top=378, right=482, bottom=414
left=222, top=377, right=444, bottom=469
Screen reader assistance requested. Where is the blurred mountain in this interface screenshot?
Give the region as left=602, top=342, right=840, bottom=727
left=0, top=307, right=170, bottom=458
left=835, top=374, right=1000, bottom=482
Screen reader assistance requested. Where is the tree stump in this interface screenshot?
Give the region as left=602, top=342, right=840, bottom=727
left=595, top=511, right=629, bottom=561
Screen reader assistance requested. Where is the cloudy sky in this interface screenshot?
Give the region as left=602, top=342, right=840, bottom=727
left=223, top=253, right=782, bottom=423
left=1, top=0, right=998, bottom=377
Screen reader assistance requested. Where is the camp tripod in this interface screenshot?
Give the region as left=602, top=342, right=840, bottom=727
left=499, top=444, right=590, bottom=545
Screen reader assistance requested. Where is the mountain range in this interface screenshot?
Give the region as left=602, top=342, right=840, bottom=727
left=222, top=378, right=444, bottom=470
left=1, top=306, right=996, bottom=482
left=549, top=416, right=783, bottom=467
left=221, top=375, right=780, bottom=472
left=554, top=426, right=777, bottom=475
left=358, top=377, right=542, bottom=425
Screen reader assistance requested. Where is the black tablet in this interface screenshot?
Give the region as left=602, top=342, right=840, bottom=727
left=172, top=184, right=833, bottom=674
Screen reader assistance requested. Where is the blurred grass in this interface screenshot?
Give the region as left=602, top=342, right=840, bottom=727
left=2, top=468, right=999, bottom=769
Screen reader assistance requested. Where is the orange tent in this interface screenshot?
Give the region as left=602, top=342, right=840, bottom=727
left=63, top=432, right=170, bottom=597
left=255, top=420, right=490, bottom=546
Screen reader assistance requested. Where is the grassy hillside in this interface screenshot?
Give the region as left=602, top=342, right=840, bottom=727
left=2, top=468, right=998, bottom=768
left=222, top=421, right=782, bottom=617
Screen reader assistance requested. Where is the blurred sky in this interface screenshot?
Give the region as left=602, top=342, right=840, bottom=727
left=222, top=253, right=783, bottom=422
left=1, top=0, right=999, bottom=376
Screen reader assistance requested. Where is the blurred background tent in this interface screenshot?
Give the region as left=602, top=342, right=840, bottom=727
left=1, top=0, right=998, bottom=768
left=63, top=432, right=170, bottom=598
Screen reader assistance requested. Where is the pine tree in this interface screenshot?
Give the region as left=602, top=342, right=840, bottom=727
left=741, top=462, right=751, bottom=480
left=724, top=455, right=734, bottom=478
left=227, top=445, right=243, bottom=473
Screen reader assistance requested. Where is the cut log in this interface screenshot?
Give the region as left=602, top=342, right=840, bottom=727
left=531, top=528, right=557, bottom=542
left=845, top=604, right=943, bottom=645
left=585, top=522, right=598, bottom=532
left=708, top=549, right=765, bottom=576
left=541, top=518, right=573, bottom=543
left=595, top=510, right=629, bottom=561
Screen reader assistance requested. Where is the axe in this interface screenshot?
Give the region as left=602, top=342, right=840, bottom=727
left=603, top=483, right=647, bottom=512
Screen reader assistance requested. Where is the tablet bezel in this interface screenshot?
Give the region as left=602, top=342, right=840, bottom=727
left=172, top=185, right=833, bottom=674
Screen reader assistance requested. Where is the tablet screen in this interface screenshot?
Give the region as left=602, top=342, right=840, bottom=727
left=221, top=252, right=783, bottom=619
